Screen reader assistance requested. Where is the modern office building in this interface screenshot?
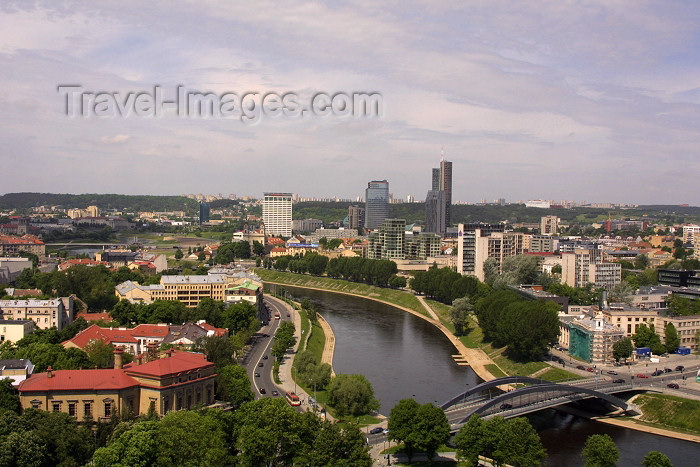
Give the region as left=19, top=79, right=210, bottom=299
left=439, top=157, right=452, bottom=227
left=424, top=190, right=446, bottom=235
left=347, top=205, right=365, bottom=230
left=540, top=215, right=559, bottom=235
left=364, top=181, right=389, bottom=230
left=262, top=192, right=293, bottom=236
left=199, top=202, right=210, bottom=225
left=431, top=168, right=440, bottom=191
left=291, top=218, right=323, bottom=233
left=405, top=232, right=442, bottom=260
left=367, top=219, right=405, bottom=260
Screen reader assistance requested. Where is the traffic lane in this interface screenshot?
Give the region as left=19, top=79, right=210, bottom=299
left=254, top=297, right=294, bottom=399
left=248, top=311, right=280, bottom=398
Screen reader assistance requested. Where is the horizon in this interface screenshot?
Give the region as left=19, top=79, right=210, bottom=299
left=1, top=2, right=699, bottom=204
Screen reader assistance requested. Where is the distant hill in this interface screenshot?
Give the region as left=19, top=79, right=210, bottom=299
left=294, top=201, right=700, bottom=225
left=0, top=193, right=198, bottom=213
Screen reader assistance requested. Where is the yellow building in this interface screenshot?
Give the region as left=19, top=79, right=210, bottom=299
left=0, top=297, right=74, bottom=331
left=0, top=319, right=35, bottom=343
left=18, top=350, right=216, bottom=419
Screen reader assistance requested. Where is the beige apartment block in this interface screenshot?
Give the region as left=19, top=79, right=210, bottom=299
left=0, top=297, right=74, bottom=331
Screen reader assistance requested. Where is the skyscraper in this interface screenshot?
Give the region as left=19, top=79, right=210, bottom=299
left=348, top=205, right=365, bottom=230
left=429, top=150, right=452, bottom=231
left=424, top=190, right=446, bottom=234
left=364, top=180, right=389, bottom=230
left=199, top=202, right=210, bottom=225
left=439, top=156, right=452, bottom=228
left=262, top=192, right=292, bottom=236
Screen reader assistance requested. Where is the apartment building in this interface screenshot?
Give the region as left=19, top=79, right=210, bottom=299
left=262, top=193, right=293, bottom=237
left=656, top=315, right=700, bottom=352
left=0, top=297, right=74, bottom=331
left=367, top=219, right=405, bottom=260
left=540, top=215, right=559, bottom=235
left=0, top=234, right=45, bottom=257
left=561, top=248, right=621, bottom=288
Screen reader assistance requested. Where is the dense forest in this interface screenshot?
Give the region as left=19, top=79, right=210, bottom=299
left=0, top=193, right=198, bottom=213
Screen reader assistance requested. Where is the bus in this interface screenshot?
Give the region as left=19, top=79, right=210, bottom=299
left=285, top=391, right=301, bottom=406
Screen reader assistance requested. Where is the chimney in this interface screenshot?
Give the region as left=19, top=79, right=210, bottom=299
left=47, top=366, right=53, bottom=378
left=114, top=347, right=124, bottom=370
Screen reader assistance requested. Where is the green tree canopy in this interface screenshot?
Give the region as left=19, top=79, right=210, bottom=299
left=216, top=364, right=254, bottom=408
left=327, top=374, right=379, bottom=419
left=642, top=451, right=673, bottom=467
left=613, top=337, right=633, bottom=362
left=582, top=434, right=619, bottom=467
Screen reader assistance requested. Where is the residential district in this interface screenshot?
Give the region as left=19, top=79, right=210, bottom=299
left=0, top=160, right=699, bottom=465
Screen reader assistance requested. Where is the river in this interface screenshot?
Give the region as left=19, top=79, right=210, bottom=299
left=281, top=286, right=699, bottom=466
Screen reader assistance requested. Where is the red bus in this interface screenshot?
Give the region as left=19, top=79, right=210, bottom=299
left=285, top=391, right=301, bottom=406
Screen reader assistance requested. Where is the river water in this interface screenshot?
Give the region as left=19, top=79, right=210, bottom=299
left=281, top=286, right=699, bottom=466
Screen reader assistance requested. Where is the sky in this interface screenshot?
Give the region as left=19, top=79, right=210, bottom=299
left=0, top=1, right=699, bottom=205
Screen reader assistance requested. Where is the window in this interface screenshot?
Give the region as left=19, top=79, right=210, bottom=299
left=52, top=402, right=61, bottom=412
left=30, top=400, right=41, bottom=409
left=68, top=402, right=77, bottom=417
left=104, top=401, right=112, bottom=418
left=84, top=402, right=92, bottom=418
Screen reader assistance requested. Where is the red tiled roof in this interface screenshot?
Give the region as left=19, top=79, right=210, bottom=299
left=266, top=238, right=285, bottom=245
left=65, top=324, right=139, bottom=348
left=131, top=324, right=169, bottom=337
left=198, top=322, right=228, bottom=337
left=18, top=368, right=139, bottom=392
left=125, top=351, right=213, bottom=378
left=75, top=311, right=113, bottom=323
left=271, top=247, right=287, bottom=252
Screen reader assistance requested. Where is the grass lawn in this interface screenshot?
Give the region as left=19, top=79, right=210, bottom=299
left=492, top=355, right=548, bottom=377
left=485, top=364, right=507, bottom=378
left=635, top=394, right=700, bottom=434
left=297, top=308, right=312, bottom=352
left=256, top=269, right=428, bottom=317
left=537, top=367, right=584, bottom=382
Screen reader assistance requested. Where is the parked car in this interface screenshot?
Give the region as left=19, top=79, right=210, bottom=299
left=499, top=403, right=513, bottom=410
left=651, top=370, right=663, bottom=376
left=607, top=370, right=618, bottom=375
left=586, top=367, right=595, bottom=373
left=663, top=368, right=672, bottom=373
left=667, top=383, right=679, bottom=389
left=636, top=373, right=649, bottom=378
left=576, top=365, right=586, bottom=370
left=612, top=379, right=625, bottom=384
left=675, top=365, right=685, bottom=372
left=369, top=427, right=383, bottom=435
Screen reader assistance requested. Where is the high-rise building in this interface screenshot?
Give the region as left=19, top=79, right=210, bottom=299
left=561, top=248, right=621, bottom=289
left=364, top=180, right=389, bottom=230
left=540, top=215, right=560, bottom=235
left=348, top=205, right=365, bottom=230
left=424, top=190, right=446, bottom=235
left=262, top=193, right=292, bottom=236
left=430, top=151, right=452, bottom=231
left=199, top=202, right=210, bottom=225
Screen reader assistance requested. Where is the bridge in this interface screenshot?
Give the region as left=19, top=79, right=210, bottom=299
left=440, top=376, right=654, bottom=432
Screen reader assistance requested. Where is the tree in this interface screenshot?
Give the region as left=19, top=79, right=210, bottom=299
left=327, top=374, right=379, bottom=419
left=199, top=335, right=237, bottom=367
left=0, top=430, right=47, bottom=467
left=664, top=322, right=680, bottom=353
left=304, top=420, right=372, bottom=467
left=409, top=403, right=450, bottom=460
left=155, top=410, right=232, bottom=466
left=0, top=378, right=20, bottom=413
left=496, top=416, right=547, bottom=466
left=450, top=297, right=474, bottom=336
left=84, top=339, right=114, bottom=368
left=454, top=414, right=485, bottom=466
left=634, top=254, right=650, bottom=270
left=613, top=337, right=633, bottom=362
left=633, top=323, right=665, bottom=354
left=93, top=420, right=159, bottom=467
left=252, top=240, right=266, bottom=257
left=608, top=282, right=634, bottom=305
left=388, top=398, right=421, bottom=460
left=216, top=364, right=254, bottom=408
left=642, top=451, right=673, bottom=467
left=582, top=434, right=619, bottom=467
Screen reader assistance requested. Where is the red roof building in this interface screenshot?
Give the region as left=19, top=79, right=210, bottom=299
left=18, top=350, right=216, bottom=418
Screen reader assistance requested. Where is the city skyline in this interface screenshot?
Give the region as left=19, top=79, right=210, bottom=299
left=1, top=2, right=699, bottom=204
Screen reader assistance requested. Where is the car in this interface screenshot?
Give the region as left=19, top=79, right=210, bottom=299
left=258, top=362, right=264, bottom=367
left=383, top=429, right=390, bottom=434
left=675, top=365, right=685, bottom=372
left=651, top=370, right=663, bottom=376
left=667, top=383, right=679, bottom=389
left=607, top=370, right=618, bottom=375
left=612, top=379, right=625, bottom=383
left=663, top=368, right=672, bottom=373
left=499, top=403, right=513, bottom=410
left=254, top=372, right=260, bottom=377
left=586, top=367, right=595, bottom=373
left=576, top=365, right=586, bottom=370
left=369, top=427, right=383, bottom=435
left=263, top=355, right=269, bottom=360
left=271, top=390, right=279, bottom=396
left=259, top=387, right=266, bottom=394
left=287, top=314, right=291, bottom=318
left=636, top=373, right=649, bottom=378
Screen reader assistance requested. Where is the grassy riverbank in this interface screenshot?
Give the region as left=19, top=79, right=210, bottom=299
left=634, top=394, right=700, bottom=434
left=256, top=269, right=428, bottom=317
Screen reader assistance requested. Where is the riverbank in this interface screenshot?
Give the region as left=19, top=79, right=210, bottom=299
left=258, top=271, right=502, bottom=383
